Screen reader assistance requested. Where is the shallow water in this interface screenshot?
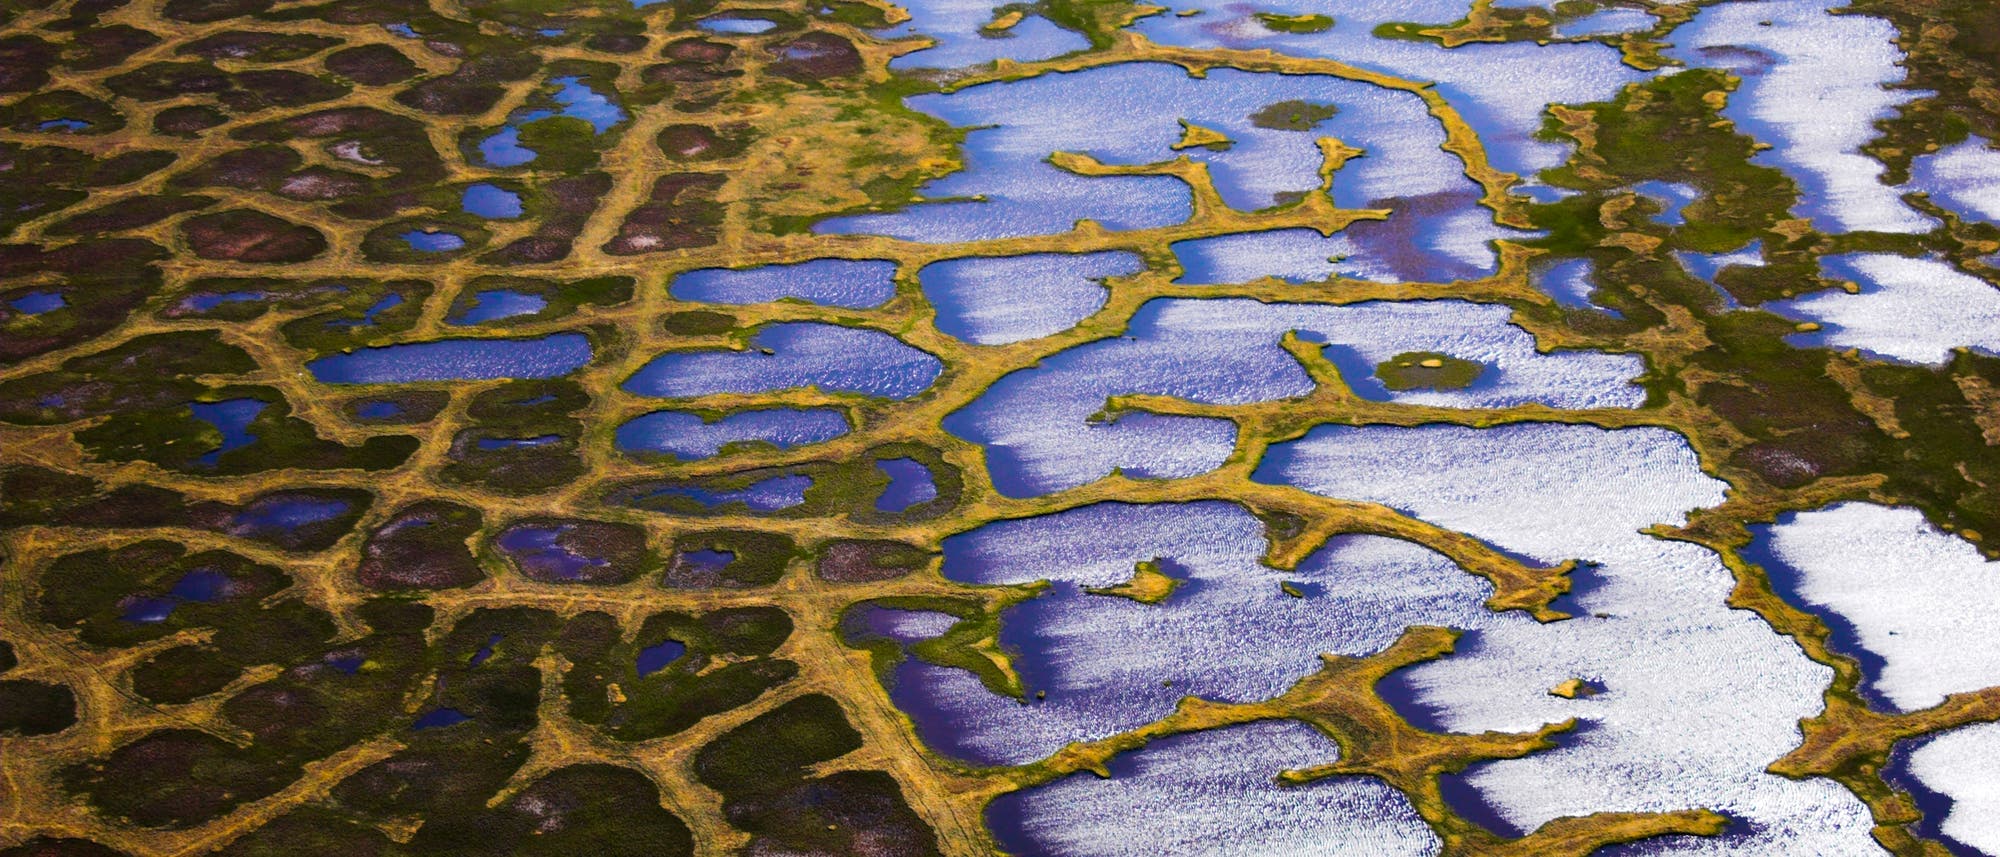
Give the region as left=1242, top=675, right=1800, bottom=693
left=1252, top=423, right=1880, bottom=854
left=307, top=333, right=593, bottom=383
left=461, top=183, right=523, bottom=219
left=989, top=721, right=1441, bottom=856
left=614, top=408, right=849, bottom=459
left=1665, top=0, right=1933, bottom=235
left=1751, top=502, right=2000, bottom=713
left=921, top=251, right=1143, bottom=344
left=946, top=297, right=1645, bottom=497
left=821, top=62, right=1479, bottom=242
left=451, top=290, right=547, bottom=325
left=189, top=399, right=266, bottom=468
left=874, top=457, right=937, bottom=512
left=669, top=259, right=897, bottom=309
left=1769, top=253, right=2000, bottom=364
left=882, top=0, right=1088, bottom=70
left=623, top=323, right=941, bottom=400
left=1130, top=0, right=1649, bottom=177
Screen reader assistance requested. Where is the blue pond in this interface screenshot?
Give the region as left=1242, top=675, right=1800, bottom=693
left=614, top=408, right=849, bottom=459
left=669, top=259, right=898, bottom=309
left=637, top=640, right=687, bottom=677
left=495, top=525, right=610, bottom=581
left=402, top=229, right=466, bottom=253
left=413, top=708, right=471, bottom=729
left=698, top=16, right=778, bottom=33
left=881, top=0, right=1089, bottom=71
left=119, top=569, right=233, bottom=624
left=922, top=251, right=1145, bottom=345
left=181, top=291, right=264, bottom=314
left=475, top=435, right=562, bottom=450
left=679, top=548, right=734, bottom=572
left=875, top=458, right=938, bottom=512
left=189, top=399, right=267, bottom=468
left=355, top=400, right=404, bottom=420
left=479, top=76, right=627, bottom=167
left=8, top=290, right=64, bottom=315
left=37, top=119, right=91, bottom=133
left=307, top=333, right=593, bottom=384
left=451, top=290, right=548, bottom=325
left=462, top=183, right=524, bottom=219
left=326, top=294, right=403, bottom=330
left=228, top=495, right=352, bottom=540
left=121, top=597, right=178, bottom=624
left=469, top=634, right=502, bottom=667
left=623, top=323, right=941, bottom=400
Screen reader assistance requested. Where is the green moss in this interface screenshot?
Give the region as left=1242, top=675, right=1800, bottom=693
left=1374, top=351, right=1484, bottom=391
left=1249, top=99, right=1338, bottom=131
left=1253, top=12, right=1332, bottom=33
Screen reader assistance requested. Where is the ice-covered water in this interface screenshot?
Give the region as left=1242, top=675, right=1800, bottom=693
left=903, top=502, right=1511, bottom=765
left=614, top=408, right=850, bottom=459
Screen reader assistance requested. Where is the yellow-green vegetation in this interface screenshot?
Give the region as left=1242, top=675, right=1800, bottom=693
left=1169, top=119, right=1232, bottom=151
left=1083, top=557, right=1182, bottom=604
left=0, top=0, right=1996, bottom=854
